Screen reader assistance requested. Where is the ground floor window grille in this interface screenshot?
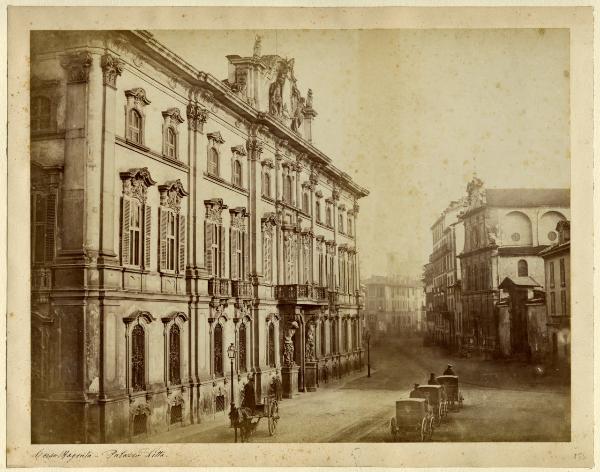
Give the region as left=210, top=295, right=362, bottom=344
left=133, top=414, right=147, bottom=436
left=170, top=404, right=183, bottom=424
left=215, top=394, right=225, bottom=412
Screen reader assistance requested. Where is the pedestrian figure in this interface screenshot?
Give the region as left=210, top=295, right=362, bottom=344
left=428, top=373, right=439, bottom=385
left=241, top=374, right=256, bottom=415
left=409, top=383, right=420, bottom=398
left=443, top=364, right=455, bottom=375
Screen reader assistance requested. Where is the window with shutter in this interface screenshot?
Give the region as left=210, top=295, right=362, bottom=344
left=230, top=227, right=238, bottom=280
left=214, top=324, right=223, bottom=376
left=159, top=207, right=168, bottom=271
left=204, top=220, right=213, bottom=275
left=178, top=214, right=186, bottom=274
left=121, top=197, right=131, bottom=266
left=219, top=225, right=226, bottom=277
left=243, top=232, right=248, bottom=281
left=144, top=204, right=151, bottom=269
left=32, top=193, right=47, bottom=264
left=239, top=323, right=247, bottom=373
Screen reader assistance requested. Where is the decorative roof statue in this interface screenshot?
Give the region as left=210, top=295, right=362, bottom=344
left=253, top=34, right=262, bottom=58
left=306, top=88, right=313, bottom=108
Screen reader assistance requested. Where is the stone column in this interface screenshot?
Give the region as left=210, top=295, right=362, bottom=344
left=246, top=137, right=263, bottom=277
left=98, top=53, right=123, bottom=264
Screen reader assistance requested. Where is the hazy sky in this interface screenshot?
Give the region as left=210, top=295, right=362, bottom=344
left=152, top=29, right=570, bottom=279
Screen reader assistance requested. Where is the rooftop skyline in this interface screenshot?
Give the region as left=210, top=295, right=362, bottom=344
left=152, top=28, right=570, bottom=279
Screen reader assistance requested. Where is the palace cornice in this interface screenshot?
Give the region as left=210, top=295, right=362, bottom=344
left=127, top=30, right=369, bottom=199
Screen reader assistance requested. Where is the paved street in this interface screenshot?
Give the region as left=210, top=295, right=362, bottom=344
left=144, top=335, right=570, bottom=443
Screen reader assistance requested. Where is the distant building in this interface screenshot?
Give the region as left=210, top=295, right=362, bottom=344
left=539, top=220, right=570, bottom=369
left=364, top=275, right=424, bottom=336
left=458, top=176, right=570, bottom=357
left=427, top=199, right=466, bottom=350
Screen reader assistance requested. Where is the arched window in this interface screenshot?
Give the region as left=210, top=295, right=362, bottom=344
left=169, top=324, right=181, bottom=384
left=338, top=213, right=344, bottom=233
left=315, top=200, right=321, bottom=223
left=268, top=323, right=276, bottom=368
left=165, top=127, right=177, bottom=158
left=263, top=172, right=271, bottom=197
left=131, top=324, right=145, bottom=392
left=31, top=96, right=51, bottom=132
left=208, top=148, right=219, bottom=176
left=285, top=175, right=293, bottom=204
left=518, top=259, right=528, bottom=277
left=232, top=160, right=243, bottom=187
left=239, top=323, right=247, bottom=373
left=326, top=207, right=332, bottom=227
left=213, top=324, right=223, bottom=376
left=128, top=109, right=142, bottom=144
left=302, top=192, right=310, bottom=214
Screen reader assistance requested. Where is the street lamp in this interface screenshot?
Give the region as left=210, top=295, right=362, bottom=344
left=227, top=342, right=237, bottom=443
left=365, top=331, right=372, bottom=378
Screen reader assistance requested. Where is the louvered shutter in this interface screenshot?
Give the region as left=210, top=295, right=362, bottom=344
left=230, top=228, right=238, bottom=280
left=144, top=204, right=151, bottom=269
left=121, top=197, right=131, bottom=266
left=243, top=232, right=249, bottom=281
left=45, top=192, right=57, bottom=263
left=178, top=214, right=186, bottom=274
left=219, top=225, right=226, bottom=278
left=159, top=207, right=167, bottom=271
left=204, top=221, right=213, bottom=275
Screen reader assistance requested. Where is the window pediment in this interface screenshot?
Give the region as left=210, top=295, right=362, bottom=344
left=162, top=107, right=185, bottom=124
left=207, top=131, right=225, bottom=144
left=120, top=167, right=157, bottom=203
left=158, top=179, right=189, bottom=212
left=231, top=144, right=247, bottom=157
left=125, top=88, right=151, bottom=106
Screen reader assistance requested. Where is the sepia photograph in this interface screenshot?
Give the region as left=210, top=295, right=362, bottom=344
left=6, top=4, right=595, bottom=469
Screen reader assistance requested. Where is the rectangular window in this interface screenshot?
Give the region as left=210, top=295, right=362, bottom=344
left=166, top=211, right=176, bottom=271
left=559, top=258, right=566, bottom=287
left=129, top=200, right=142, bottom=267
left=550, top=292, right=556, bottom=316
left=32, top=193, right=47, bottom=264
left=549, top=261, right=555, bottom=288
left=560, top=290, right=567, bottom=317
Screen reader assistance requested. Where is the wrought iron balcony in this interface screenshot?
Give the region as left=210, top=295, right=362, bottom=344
left=275, top=284, right=328, bottom=303
left=208, top=278, right=231, bottom=297
left=328, top=290, right=338, bottom=305
left=231, top=280, right=253, bottom=299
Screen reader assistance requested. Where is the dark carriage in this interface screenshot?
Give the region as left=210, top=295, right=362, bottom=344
left=231, top=396, right=280, bottom=442
left=390, top=398, right=433, bottom=442
left=410, top=384, right=447, bottom=426
left=436, top=375, right=463, bottom=410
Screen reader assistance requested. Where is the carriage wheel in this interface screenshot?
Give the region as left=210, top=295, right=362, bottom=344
left=420, top=418, right=427, bottom=442
left=390, top=417, right=398, bottom=441
left=459, top=395, right=464, bottom=409
left=268, top=401, right=279, bottom=436
left=428, top=417, right=435, bottom=440
left=435, top=407, right=442, bottom=426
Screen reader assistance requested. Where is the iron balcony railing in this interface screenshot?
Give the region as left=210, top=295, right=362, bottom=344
left=275, top=284, right=328, bottom=303
left=208, top=278, right=231, bottom=297
left=231, top=280, right=253, bottom=299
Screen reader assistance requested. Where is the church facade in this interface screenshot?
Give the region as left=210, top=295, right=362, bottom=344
left=30, top=31, right=368, bottom=443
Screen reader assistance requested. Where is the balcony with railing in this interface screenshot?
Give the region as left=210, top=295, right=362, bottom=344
left=208, top=278, right=231, bottom=298
left=275, top=284, right=328, bottom=304
left=231, top=279, right=253, bottom=299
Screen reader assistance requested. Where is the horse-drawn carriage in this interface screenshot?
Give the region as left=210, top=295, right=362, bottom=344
left=436, top=375, right=463, bottom=411
left=390, top=398, right=434, bottom=442
left=231, top=395, right=280, bottom=442
left=410, top=384, right=447, bottom=426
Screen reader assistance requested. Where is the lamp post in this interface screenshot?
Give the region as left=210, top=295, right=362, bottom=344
left=365, top=331, right=371, bottom=378
left=227, top=343, right=237, bottom=443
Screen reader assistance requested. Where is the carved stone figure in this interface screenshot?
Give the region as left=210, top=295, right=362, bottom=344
left=305, top=324, right=315, bottom=361
left=283, top=321, right=299, bottom=367
left=269, top=73, right=285, bottom=117
left=253, top=35, right=262, bottom=57
left=306, top=88, right=313, bottom=108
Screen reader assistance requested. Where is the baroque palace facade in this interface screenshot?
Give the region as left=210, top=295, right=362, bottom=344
left=30, top=31, right=368, bottom=443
